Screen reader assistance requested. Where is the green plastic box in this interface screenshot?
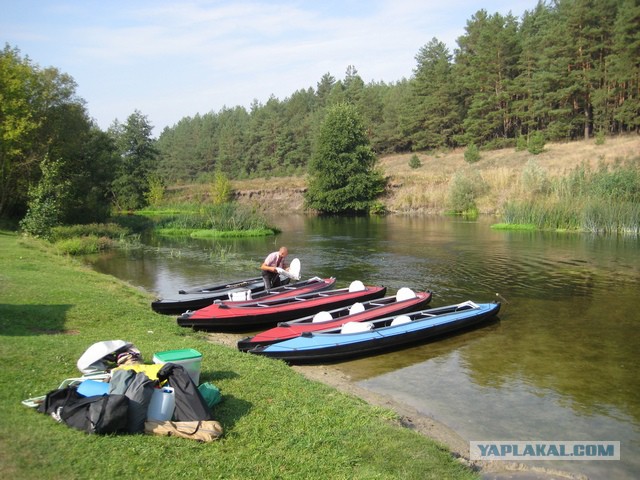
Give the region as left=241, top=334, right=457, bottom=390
left=153, top=348, right=202, bottom=385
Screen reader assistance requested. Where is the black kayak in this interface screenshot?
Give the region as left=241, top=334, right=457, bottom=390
left=151, top=274, right=290, bottom=314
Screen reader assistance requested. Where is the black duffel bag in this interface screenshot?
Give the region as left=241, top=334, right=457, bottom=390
left=38, top=386, right=129, bottom=435
left=61, top=394, right=129, bottom=434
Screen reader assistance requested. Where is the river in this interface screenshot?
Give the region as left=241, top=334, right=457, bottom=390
left=89, top=214, right=640, bottom=479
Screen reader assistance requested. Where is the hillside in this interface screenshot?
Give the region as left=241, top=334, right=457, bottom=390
left=169, top=135, right=640, bottom=215
left=378, top=134, right=640, bottom=215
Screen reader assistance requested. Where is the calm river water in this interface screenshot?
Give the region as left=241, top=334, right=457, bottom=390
left=90, top=214, right=639, bottom=479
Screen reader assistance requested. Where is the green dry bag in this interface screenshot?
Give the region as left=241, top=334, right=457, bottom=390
left=197, top=382, right=222, bottom=409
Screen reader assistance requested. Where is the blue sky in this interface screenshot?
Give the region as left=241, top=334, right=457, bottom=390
left=2, top=0, right=531, bottom=135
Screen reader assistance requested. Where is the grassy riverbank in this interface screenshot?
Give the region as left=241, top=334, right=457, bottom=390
left=0, top=231, right=477, bottom=480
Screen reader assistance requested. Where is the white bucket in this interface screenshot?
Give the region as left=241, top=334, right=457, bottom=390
left=147, top=386, right=175, bottom=421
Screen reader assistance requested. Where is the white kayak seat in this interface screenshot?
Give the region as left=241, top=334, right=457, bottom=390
left=288, top=258, right=301, bottom=280
left=341, top=321, right=373, bottom=334
left=456, top=300, right=479, bottom=310
left=312, top=311, right=332, bottom=323
left=348, top=280, right=365, bottom=292
left=229, top=289, right=252, bottom=301
left=349, top=302, right=365, bottom=315
left=395, top=287, right=416, bottom=302
left=390, top=315, right=412, bottom=326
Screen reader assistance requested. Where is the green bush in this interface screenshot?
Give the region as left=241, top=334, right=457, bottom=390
left=19, top=197, right=60, bottom=239
left=305, top=103, right=386, bottom=213
left=408, top=154, right=422, bottom=169
left=369, top=201, right=387, bottom=215
left=521, top=160, right=550, bottom=194
left=527, top=131, right=546, bottom=154
left=552, top=162, right=640, bottom=203
left=464, top=143, right=481, bottom=163
left=19, top=157, right=70, bottom=239
left=590, top=164, right=640, bottom=202
left=144, top=174, right=165, bottom=207
left=447, top=170, right=487, bottom=214
left=210, top=172, right=233, bottom=205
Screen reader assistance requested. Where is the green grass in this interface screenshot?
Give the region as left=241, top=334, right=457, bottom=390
left=156, top=227, right=276, bottom=238
left=0, top=231, right=478, bottom=480
left=490, top=223, right=537, bottom=231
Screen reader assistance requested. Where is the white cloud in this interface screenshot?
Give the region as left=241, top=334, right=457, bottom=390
left=2, top=0, right=532, bottom=133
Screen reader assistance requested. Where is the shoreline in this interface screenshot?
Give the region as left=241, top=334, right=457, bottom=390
left=206, top=332, right=587, bottom=480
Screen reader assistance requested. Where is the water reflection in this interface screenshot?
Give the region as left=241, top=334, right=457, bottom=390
left=88, top=214, right=640, bottom=479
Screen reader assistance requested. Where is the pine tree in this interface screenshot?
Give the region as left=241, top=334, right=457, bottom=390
left=609, top=0, right=640, bottom=133
left=409, top=38, right=460, bottom=150
left=454, top=10, right=521, bottom=147
left=110, top=111, right=158, bottom=210
left=305, top=103, right=385, bottom=214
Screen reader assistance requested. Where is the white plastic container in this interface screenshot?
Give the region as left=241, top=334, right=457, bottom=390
left=153, top=348, right=202, bottom=385
left=147, top=386, right=175, bottom=421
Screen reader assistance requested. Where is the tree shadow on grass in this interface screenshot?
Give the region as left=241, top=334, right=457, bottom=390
left=0, top=304, right=74, bottom=336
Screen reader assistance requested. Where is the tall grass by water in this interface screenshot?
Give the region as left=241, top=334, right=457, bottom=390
left=502, top=161, right=640, bottom=234
left=48, top=222, right=132, bottom=255
left=152, top=202, right=278, bottom=237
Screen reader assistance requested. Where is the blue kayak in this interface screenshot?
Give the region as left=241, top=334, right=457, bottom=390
left=247, top=301, right=501, bottom=363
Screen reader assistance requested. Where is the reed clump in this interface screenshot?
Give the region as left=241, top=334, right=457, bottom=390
left=154, top=202, right=277, bottom=237
left=503, top=160, right=640, bottom=233
left=48, top=223, right=130, bottom=255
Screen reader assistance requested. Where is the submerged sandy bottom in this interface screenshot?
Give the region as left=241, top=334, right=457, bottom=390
left=207, top=332, right=583, bottom=480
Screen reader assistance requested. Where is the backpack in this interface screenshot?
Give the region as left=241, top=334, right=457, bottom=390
left=110, top=369, right=156, bottom=433
left=157, top=363, right=213, bottom=421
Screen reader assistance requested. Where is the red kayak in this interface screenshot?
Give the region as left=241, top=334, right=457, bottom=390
left=177, top=281, right=387, bottom=331
left=237, top=288, right=432, bottom=351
